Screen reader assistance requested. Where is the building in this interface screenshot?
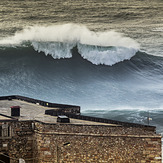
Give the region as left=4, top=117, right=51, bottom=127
left=0, top=95, right=162, bottom=163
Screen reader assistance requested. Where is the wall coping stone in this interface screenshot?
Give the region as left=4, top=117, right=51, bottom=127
left=34, top=130, right=162, bottom=138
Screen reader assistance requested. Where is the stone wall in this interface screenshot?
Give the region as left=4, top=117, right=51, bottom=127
left=33, top=122, right=162, bottom=163
left=0, top=121, right=162, bottom=162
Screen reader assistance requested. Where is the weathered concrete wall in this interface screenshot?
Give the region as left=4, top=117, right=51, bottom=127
left=33, top=122, right=162, bottom=163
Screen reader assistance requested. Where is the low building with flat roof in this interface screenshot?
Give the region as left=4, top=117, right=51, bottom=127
left=0, top=95, right=162, bottom=163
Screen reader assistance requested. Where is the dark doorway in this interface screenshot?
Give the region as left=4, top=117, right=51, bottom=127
left=0, top=153, right=10, bottom=163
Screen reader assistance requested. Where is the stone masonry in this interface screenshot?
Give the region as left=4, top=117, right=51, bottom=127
left=0, top=121, right=161, bottom=163
left=33, top=122, right=162, bottom=163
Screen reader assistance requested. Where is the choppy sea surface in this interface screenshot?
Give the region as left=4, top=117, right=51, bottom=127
left=0, top=0, right=163, bottom=151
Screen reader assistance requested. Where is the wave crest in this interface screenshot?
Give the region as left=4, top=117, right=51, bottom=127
left=32, top=42, right=138, bottom=65
left=0, top=23, right=140, bottom=65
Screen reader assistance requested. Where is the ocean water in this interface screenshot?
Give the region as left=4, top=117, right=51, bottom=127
left=0, top=0, right=163, bottom=146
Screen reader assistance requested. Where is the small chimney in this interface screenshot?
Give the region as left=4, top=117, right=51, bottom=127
left=10, top=106, right=20, bottom=116
left=57, top=115, right=70, bottom=123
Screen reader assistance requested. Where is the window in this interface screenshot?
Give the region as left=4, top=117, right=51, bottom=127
left=0, top=123, right=11, bottom=138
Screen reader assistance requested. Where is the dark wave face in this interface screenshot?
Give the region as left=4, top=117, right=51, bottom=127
left=0, top=46, right=163, bottom=110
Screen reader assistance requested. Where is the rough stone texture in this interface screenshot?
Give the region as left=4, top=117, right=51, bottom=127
left=0, top=121, right=162, bottom=163
left=33, top=122, right=162, bottom=163
left=34, top=122, right=157, bottom=135
left=0, top=121, right=34, bottom=163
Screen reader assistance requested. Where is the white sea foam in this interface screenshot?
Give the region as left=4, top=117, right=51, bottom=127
left=32, top=42, right=74, bottom=59
left=77, top=44, right=137, bottom=65
left=0, top=23, right=140, bottom=65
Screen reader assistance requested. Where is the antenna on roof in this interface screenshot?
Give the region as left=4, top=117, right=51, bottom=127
left=147, top=111, right=152, bottom=125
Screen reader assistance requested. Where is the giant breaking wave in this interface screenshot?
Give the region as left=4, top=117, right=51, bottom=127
left=0, top=24, right=140, bottom=66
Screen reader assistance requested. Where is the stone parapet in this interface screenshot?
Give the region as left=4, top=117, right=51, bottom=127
left=34, top=122, right=157, bottom=136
